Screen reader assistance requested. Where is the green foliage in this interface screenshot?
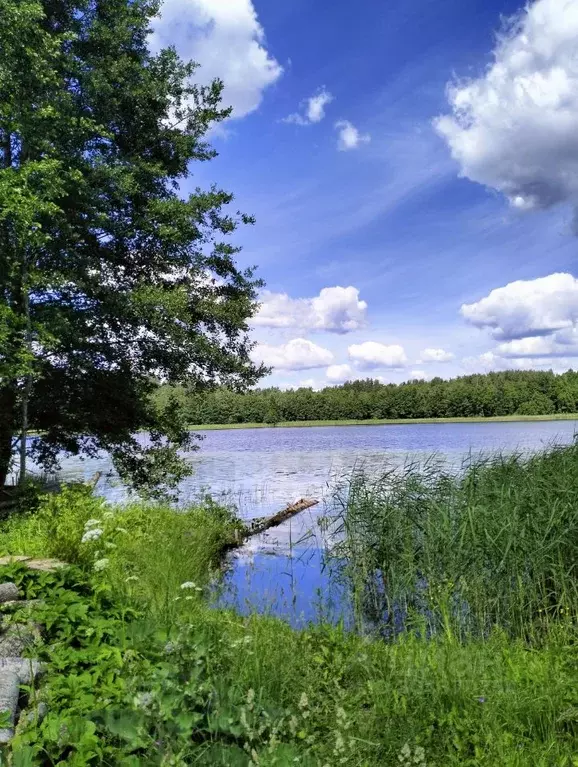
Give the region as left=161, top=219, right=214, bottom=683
left=163, top=369, right=578, bottom=426
left=0, top=0, right=265, bottom=492
left=0, top=485, right=243, bottom=624
left=2, top=472, right=578, bottom=765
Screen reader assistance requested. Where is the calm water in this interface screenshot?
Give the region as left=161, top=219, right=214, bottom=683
left=50, top=420, right=578, bottom=625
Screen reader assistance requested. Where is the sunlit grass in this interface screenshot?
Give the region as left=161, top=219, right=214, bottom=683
left=189, top=413, right=578, bottom=430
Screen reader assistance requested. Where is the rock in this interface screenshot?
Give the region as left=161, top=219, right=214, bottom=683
left=0, top=556, right=31, bottom=567
left=0, top=583, right=19, bottom=603
left=0, top=657, right=42, bottom=683
left=22, top=701, right=48, bottom=726
left=24, top=559, right=67, bottom=572
left=0, top=557, right=67, bottom=572
left=0, top=624, right=39, bottom=657
left=0, top=669, right=20, bottom=744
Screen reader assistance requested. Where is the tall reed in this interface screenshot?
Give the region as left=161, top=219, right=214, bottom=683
left=331, top=443, right=578, bottom=639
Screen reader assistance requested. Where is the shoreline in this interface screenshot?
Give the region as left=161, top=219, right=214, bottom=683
left=189, top=413, right=578, bottom=431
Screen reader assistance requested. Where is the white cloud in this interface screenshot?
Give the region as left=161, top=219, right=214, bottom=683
left=326, top=364, right=354, bottom=383
left=252, top=338, right=333, bottom=371
left=298, top=378, right=321, bottom=390
left=253, top=286, right=367, bottom=334
left=348, top=341, right=408, bottom=369
left=409, top=370, right=428, bottom=381
left=461, top=273, right=578, bottom=340
left=284, top=88, right=333, bottom=126
left=434, top=0, right=578, bottom=224
left=462, top=350, right=573, bottom=373
left=150, top=0, right=282, bottom=119
left=497, top=327, right=578, bottom=357
left=419, top=348, right=455, bottom=363
left=335, top=120, right=371, bottom=151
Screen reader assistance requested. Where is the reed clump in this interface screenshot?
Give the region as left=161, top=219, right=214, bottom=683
left=332, top=443, right=578, bottom=639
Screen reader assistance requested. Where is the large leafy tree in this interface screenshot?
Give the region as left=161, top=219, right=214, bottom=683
left=0, top=0, right=264, bottom=493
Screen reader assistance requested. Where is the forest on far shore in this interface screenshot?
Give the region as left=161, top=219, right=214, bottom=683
left=153, top=369, right=578, bottom=425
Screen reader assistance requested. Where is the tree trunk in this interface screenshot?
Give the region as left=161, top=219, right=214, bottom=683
left=0, top=386, right=17, bottom=488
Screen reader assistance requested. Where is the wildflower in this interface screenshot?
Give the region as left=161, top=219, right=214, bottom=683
left=94, top=558, right=109, bottom=571
left=102, top=511, right=115, bottom=520
left=163, top=642, right=176, bottom=655
left=84, top=519, right=101, bottom=528
left=180, top=581, right=196, bottom=590
left=81, top=528, right=103, bottom=543
left=298, top=692, right=309, bottom=710
left=414, top=745, right=426, bottom=764
left=104, top=541, right=117, bottom=550
left=246, top=688, right=255, bottom=707
left=399, top=743, right=411, bottom=764
left=134, top=692, right=153, bottom=710
left=334, top=732, right=345, bottom=754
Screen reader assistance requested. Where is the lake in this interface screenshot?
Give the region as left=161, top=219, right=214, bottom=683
left=54, top=419, right=578, bottom=625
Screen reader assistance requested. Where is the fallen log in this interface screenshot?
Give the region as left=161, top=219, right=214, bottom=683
left=246, top=498, right=319, bottom=537
left=225, top=498, right=319, bottom=550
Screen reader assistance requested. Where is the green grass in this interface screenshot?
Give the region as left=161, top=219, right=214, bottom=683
left=189, top=412, right=578, bottom=430
left=3, top=451, right=578, bottom=765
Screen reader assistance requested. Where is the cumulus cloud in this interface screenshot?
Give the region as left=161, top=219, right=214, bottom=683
left=252, top=338, right=333, bottom=371
left=284, top=88, right=333, bottom=126
left=253, top=286, right=367, bottom=334
left=409, top=370, right=428, bottom=381
left=497, top=327, right=578, bottom=357
left=462, top=350, right=573, bottom=373
left=434, top=0, right=578, bottom=224
left=348, top=341, right=408, bottom=370
left=461, top=273, right=578, bottom=340
left=150, top=0, right=282, bottom=119
left=419, top=348, right=455, bottom=363
left=335, top=120, right=371, bottom=151
left=326, top=364, right=354, bottom=383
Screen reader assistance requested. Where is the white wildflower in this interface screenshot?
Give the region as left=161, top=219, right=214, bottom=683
left=104, top=542, right=117, bottom=550
left=180, top=581, right=196, bottom=590
left=84, top=519, right=101, bottom=528
left=102, top=511, right=115, bottom=520
left=134, top=692, right=153, bottom=709
left=94, top=558, right=109, bottom=571
left=81, top=528, right=103, bottom=543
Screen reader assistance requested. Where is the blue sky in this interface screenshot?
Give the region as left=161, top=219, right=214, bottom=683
left=152, top=0, right=578, bottom=388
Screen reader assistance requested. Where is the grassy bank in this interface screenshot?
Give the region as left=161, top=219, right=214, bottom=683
left=190, top=412, right=578, bottom=430
left=1, top=449, right=578, bottom=764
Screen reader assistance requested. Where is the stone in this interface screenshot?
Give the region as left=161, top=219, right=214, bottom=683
left=0, top=624, right=39, bottom=657
left=25, top=559, right=67, bottom=572
left=0, top=657, right=42, bottom=682
left=0, top=557, right=67, bottom=572
left=0, top=583, right=19, bottom=603
left=0, top=556, right=31, bottom=567
left=0, top=669, right=19, bottom=744
left=22, top=701, right=48, bottom=726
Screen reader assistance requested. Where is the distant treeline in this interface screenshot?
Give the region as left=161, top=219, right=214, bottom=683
left=153, top=370, right=578, bottom=425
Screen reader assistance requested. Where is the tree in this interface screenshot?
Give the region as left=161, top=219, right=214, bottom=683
left=0, top=0, right=265, bottom=494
